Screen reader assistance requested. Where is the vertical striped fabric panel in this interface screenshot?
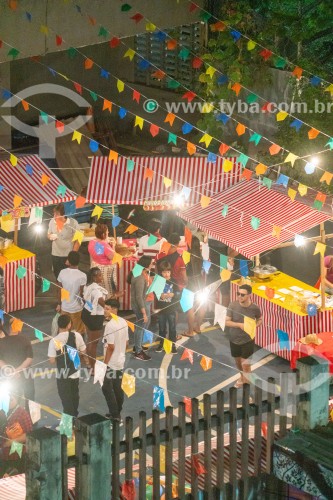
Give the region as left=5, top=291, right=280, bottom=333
left=4, top=256, right=36, bottom=312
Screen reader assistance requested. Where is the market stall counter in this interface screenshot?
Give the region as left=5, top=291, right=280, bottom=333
left=231, top=271, right=333, bottom=361
left=2, top=244, right=35, bottom=312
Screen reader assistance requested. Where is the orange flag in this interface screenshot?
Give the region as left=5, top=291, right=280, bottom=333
left=0, top=256, right=8, bottom=268
left=308, top=128, right=320, bottom=140
left=144, top=168, right=154, bottom=182
left=152, top=69, right=166, bottom=80
left=292, top=66, right=303, bottom=79
left=231, top=82, right=241, bottom=96
left=164, top=113, right=176, bottom=126
left=241, top=168, right=253, bottom=181
left=84, top=58, right=94, bottom=70
left=200, top=356, right=212, bottom=371
left=160, top=241, right=171, bottom=254
left=167, top=39, right=177, bottom=50
left=187, top=142, right=196, bottom=155
left=112, top=252, right=123, bottom=267
left=184, top=227, right=192, bottom=248
left=272, top=225, right=282, bottom=239
left=11, top=318, right=23, bottom=333
left=103, top=99, right=112, bottom=112
left=269, top=144, right=281, bottom=155
left=236, top=123, right=246, bottom=136
left=13, top=195, right=22, bottom=208
left=200, top=195, right=211, bottom=208
left=108, top=150, right=118, bottom=164
left=41, top=174, right=50, bottom=186
left=75, top=196, right=86, bottom=209
left=255, top=163, right=267, bottom=175
left=125, top=224, right=138, bottom=234
left=320, top=172, right=333, bottom=185
left=315, top=192, right=327, bottom=204
left=61, top=288, right=70, bottom=302
left=126, top=320, right=135, bottom=332
left=21, top=100, right=29, bottom=111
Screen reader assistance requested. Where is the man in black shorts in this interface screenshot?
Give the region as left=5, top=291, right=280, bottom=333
left=225, top=284, right=262, bottom=388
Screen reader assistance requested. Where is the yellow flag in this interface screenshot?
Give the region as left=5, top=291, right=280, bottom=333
left=206, top=66, right=216, bottom=78
left=325, top=84, right=333, bottom=95
left=111, top=313, right=119, bottom=322
left=117, top=79, right=125, bottom=93
left=121, top=373, right=136, bottom=397
left=163, top=338, right=172, bottom=354
left=276, top=111, right=288, bottom=121
left=112, top=252, right=123, bottom=267
left=320, top=172, right=333, bottom=185
left=199, top=133, right=213, bottom=147
left=298, top=184, right=307, bottom=196
left=72, top=130, right=82, bottom=143
left=10, top=154, right=18, bottom=166
left=159, top=445, right=166, bottom=474
left=134, top=116, right=144, bottom=129
left=200, top=356, right=212, bottom=371
left=288, top=188, right=297, bottom=201
left=220, top=269, right=231, bottom=282
left=126, top=320, right=135, bottom=332
left=199, top=401, right=205, bottom=415
left=145, top=22, right=156, bottom=31
left=125, top=224, right=138, bottom=234
left=163, top=177, right=172, bottom=188
left=255, top=163, right=267, bottom=175
left=72, top=231, right=84, bottom=244
left=61, top=288, right=70, bottom=302
left=182, top=250, right=191, bottom=265
left=223, top=159, right=233, bottom=172
left=54, top=339, right=64, bottom=353
left=40, top=24, right=49, bottom=35
left=201, top=102, right=214, bottom=113
left=92, top=205, right=103, bottom=219
left=123, top=48, right=135, bottom=61
left=200, top=195, right=211, bottom=208
left=247, top=40, right=256, bottom=50
left=244, top=317, right=256, bottom=339
left=313, top=242, right=326, bottom=257
left=284, top=153, right=299, bottom=166
left=272, top=225, right=282, bottom=239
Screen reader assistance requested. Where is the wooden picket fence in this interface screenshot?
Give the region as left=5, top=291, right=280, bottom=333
left=26, top=375, right=296, bottom=499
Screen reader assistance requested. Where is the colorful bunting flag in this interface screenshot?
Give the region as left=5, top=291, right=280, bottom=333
left=153, top=386, right=165, bottom=412
left=313, top=242, right=326, bottom=257
left=200, top=195, right=211, bottom=208
left=180, top=348, right=194, bottom=364
left=180, top=288, right=194, bottom=312
left=121, top=373, right=136, bottom=397
left=200, top=356, right=212, bottom=371
left=276, top=329, right=290, bottom=350
left=108, top=150, right=118, bottom=164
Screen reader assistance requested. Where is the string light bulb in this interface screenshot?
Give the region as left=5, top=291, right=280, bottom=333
left=35, top=223, right=43, bottom=234
left=173, top=193, right=185, bottom=208
left=294, top=234, right=305, bottom=247
left=196, top=287, right=210, bottom=305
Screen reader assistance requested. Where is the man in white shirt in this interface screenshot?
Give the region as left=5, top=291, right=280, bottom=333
left=102, top=299, right=129, bottom=420
left=48, top=314, right=87, bottom=416
left=57, top=251, right=87, bottom=335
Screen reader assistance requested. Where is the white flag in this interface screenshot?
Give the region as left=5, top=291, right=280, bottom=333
left=93, top=360, right=107, bottom=387
left=214, top=303, right=227, bottom=331
left=29, top=400, right=41, bottom=424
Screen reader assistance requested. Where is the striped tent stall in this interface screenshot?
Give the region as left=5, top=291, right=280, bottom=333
left=86, top=156, right=241, bottom=205
left=178, top=179, right=330, bottom=259
left=0, top=155, right=75, bottom=210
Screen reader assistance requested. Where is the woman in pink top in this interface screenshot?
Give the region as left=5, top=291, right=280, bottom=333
left=88, top=224, right=118, bottom=297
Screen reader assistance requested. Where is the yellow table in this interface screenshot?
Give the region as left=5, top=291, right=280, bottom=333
left=1, top=244, right=36, bottom=312
left=231, top=272, right=333, bottom=361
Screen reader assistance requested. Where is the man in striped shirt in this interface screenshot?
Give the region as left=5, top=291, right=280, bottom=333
left=137, top=219, right=166, bottom=263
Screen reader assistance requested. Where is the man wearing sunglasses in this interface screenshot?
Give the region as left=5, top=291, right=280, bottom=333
left=225, top=284, right=262, bottom=388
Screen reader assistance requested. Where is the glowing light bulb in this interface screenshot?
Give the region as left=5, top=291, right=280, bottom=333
left=196, top=288, right=210, bottom=305
left=173, top=194, right=184, bottom=208
left=35, top=224, right=43, bottom=234
left=310, top=156, right=319, bottom=166
left=294, top=234, right=305, bottom=247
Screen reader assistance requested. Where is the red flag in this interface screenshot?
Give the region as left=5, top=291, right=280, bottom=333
left=55, top=121, right=65, bottom=134
left=73, top=82, right=82, bottom=94
left=180, top=348, right=194, bottom=364
left=121, top=480, right=136, bottom=500
left=109, top=37, right=120, bottom=48
left=189, top=2, right=198, bottom=12
left=182, top=91, right=196, bottom=102
left=56, top=35, right=62, bottom=46
left=260, top=49, right=272, bottom=61
left=183, top=397, right=192, bottom=416
left=130, top=13, right=144, bottom=23
left=132, top=90, right=141, bottom=103
left=75, top=196, right=86, bottom=209
left=192, top=56, right=203, bottom=69
left=262, top=102, right=274, bottom=112
left=184, top=226, right=192, bottom=248
left=149, top=124, right=159, bottom=137
left=192, top=455, right=206, bottom=475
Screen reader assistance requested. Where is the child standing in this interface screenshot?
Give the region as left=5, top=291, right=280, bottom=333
left=155, top=261, right=179, bottom=354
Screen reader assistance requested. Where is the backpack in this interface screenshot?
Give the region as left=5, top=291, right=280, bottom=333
left=55, top=331, right=77, bottom=378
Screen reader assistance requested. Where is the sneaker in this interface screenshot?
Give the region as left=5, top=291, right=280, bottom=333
left=171, top=346, right=177, bottom=354
left=133, top=351, right=151, bottom=361
left=132, top=345, right=149, bottom=353
left=155, top=343, right=164, bottom=353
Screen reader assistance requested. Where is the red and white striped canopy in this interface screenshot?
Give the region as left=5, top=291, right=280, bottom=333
left=86, top=156, right=241, bottom=205
left=0, top=155, right=75, bottom=211
left=179, top=179, right=330, bottom=259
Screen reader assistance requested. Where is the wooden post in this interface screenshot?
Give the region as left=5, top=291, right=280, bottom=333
left=14, top=216, right=19, bottom=245
left=255, top=254, right=260, bottom=268
left=111, top=205, right=116, bottom=240
left=25, top=427, right=62, bottom=500
left=75, top=413, right=112, bottom=500
left=296, top=355, right=329, bottom=430
left=320, top=222, right=326, bottom=311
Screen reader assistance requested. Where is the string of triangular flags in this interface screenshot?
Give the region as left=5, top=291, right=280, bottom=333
left=1, top=3, right=332, bottom=183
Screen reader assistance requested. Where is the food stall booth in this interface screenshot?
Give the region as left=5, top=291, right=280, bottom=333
left=179, top=178, right=333, bottom=361
left=0, top=154, right=76, bottom=312
left=86, top=155, right=242, bottom=309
